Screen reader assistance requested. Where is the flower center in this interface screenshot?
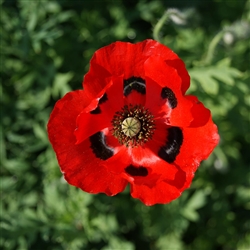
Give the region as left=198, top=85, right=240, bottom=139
left=122, top=117, right=141, bottom=137
left=112, top=104, right=155, bottom=147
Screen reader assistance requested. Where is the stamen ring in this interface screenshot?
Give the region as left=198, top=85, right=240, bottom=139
left=112, top=104, right=155, bottom=147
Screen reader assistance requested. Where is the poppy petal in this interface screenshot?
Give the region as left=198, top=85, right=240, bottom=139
left=47, top=90, right=127, bottom=196
left=112, top=146, right=184, bottom=206
left=147, top=119, right=183, bottom=164
left=75, top=76, right=124, bottom=144
left=127, top=146, right=178, bottom=182
left=84, top=40, right=189, bottom=104
left=144, top=77, right=172, bottom=119
left=82, top=62, right=111, bottom=100
left=48, top=90, right=90, bottom=149
left=144, top=56, right=193, bottom=126
left=164, top=59, right=190, bottom=94
left=175, top=115, right=219, bottom=174
left=87, top=39, right=181, bottom=80
left=130, top=180, right=181, bottom=206
left=186, top=95, right=211, bottom=127
left=63, top=137, right=127, bottom=196
left=123, top=76, right=146, bottom=105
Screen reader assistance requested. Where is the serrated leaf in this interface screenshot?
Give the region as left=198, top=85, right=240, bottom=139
left=209, top=68, right=234, bottom=86
left=189, top=65, right=242, bottom=94
left=190, top=70, right=219, bottom=94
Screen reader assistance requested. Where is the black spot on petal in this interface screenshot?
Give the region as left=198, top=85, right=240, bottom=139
left=158, top=127, right=183, bottom=163
left=90, top=132, right=114, bottom=160
left=161, top=87, right=177, bottom=109
left=90, top=93, right=108, bottom=114
left=125, top=165, right=148, bottom=177
left=124, top=77, right=146, bottom=96
left=90, top=106, right=101, bottom=114
left=99, top=93, right=108, bottom=104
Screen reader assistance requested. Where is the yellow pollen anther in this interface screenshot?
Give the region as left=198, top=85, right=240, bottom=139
left=121, top=117, right=141, bottom=137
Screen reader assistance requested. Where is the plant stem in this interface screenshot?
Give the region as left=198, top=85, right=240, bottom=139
left=204, top=31, right=224, bottom=65
left=153, top=11, right=170, bottom=42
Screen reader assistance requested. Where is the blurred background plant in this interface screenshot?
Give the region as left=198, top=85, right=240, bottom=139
left=1, top=0, right=249, bottom=249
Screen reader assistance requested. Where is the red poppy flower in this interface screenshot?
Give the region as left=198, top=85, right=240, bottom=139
left=47, top=39, right=219, bottom=206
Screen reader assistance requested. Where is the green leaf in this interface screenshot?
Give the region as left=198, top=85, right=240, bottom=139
left=189, top=65, right=242, bottom=94
left=102, top=237, right=135, bottom=250
left=181, top=190, right=207, bottom=222
left=156, top=233, right=184, bottom=250
left=189, top=69, right=219, bottom=94
left=52, top=72, right=73, bottom=98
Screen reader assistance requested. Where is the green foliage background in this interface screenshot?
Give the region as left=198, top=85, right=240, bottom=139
left=1, top=0, right=250, bottom=249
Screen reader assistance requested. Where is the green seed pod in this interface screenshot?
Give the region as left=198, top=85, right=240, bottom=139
left=121, top=117, right=141, bottom=137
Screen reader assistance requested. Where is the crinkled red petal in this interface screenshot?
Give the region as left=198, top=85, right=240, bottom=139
left=176, top=115, right=219, bottom=175
left=103, top=146, right=131, bottom=174
left=130, top=180, right=181, bottom=206
left=164, top=59, right=190, bottom=94
left=75, top=76, right=124, bottom=144
left=127, top=146, right=178, bottom=182
left=124, top=91, right=146, bottom=106
left=144, top=77, right=172, bottom=120
left=47, top=90, right=127, bottom=196
left=48, top=90, right=90, bottom=148
left=126, top=143, right=192, bottom=205
left=110, top=144, right=183, bottom=205
left=84, top=40, right=183, bottom=94
left=63, top=138, right=127, bottom=196
left=144, top=56, right=193, bottom=126
left=82, top=62, right=111, bottom=100
left=145, top=102, right=217, bottom=193
left=146, top=118, right=171, bottom=154
left=186, top=95, right=211, bottom=127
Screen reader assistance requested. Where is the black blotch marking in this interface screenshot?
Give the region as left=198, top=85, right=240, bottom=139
left=161, top=87, right=177, bottom=109
left=125, top=165, right=148, bottom=177
left=90, top=106, right=101, bottom=114
left=90, top=93, right=108, bottom=114
left=158, top=127, right=183, bottom=163
left=124, top=77, right=146, bottom=96
left=89, top=132, right=114, bottom=160
left=99, top=93, right=108, bottom=104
